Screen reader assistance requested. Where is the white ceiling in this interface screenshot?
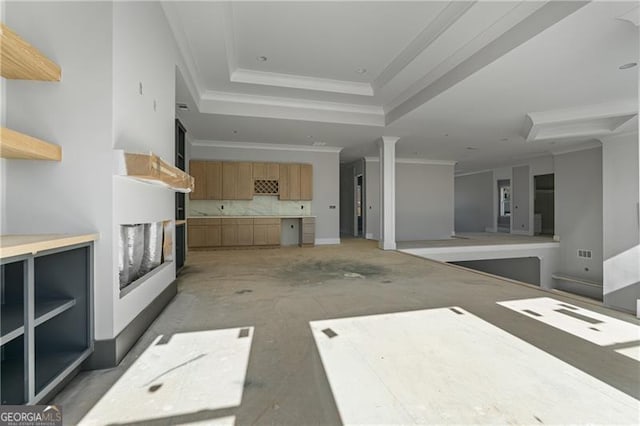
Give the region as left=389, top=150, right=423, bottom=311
left=168, top=1, right=639, bottom=173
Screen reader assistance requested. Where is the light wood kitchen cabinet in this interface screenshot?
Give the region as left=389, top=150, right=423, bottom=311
left=279, top=163, right=312, bottom=201
left=300, top=164, right=313, bottom=200
left=222, top=162, right=253, bottom=200
left=253, top=163, right=279, bottom=180
left=289, top=164, right=301, bottom=200
left=236, top=163, right=253, bottom=199
left=279, top=164, right=290, bottom=200
left=188, top=218, right=221, bottom=248
left=301, top=217, right=315, bottom=246
left=254, top=218, right=281, bottom=246
left=189, top=160, right=208, bottom=200
left=205, top=161, right=222, bottom=200
left=221, top=218, right=254, bottom=246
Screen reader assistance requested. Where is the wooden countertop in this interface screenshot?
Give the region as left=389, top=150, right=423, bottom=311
left=188, top=215, right=316, bottom=219
left=0, top=234, right=99, bottom=259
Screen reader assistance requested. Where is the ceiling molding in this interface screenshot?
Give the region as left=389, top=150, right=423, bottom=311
left=550, top=140, right=602, bottom=156
left=199, top=90, right=385, bottom=127
left=363, top=157, right=456, bottom=166
left=190, top=139, right=343, bottom=153
left=230, top=68, right=374, bottom=96
left=385, top=1, right=588, bottom=124
left=222, top=1, right=238, bottom=78
left=373, top=1, right=474, bottom=91
left=617, top=6, right=640, bottom=27
left=160, top=2, right=203, bottom=102
left=523, top=100, right=639, bottom=142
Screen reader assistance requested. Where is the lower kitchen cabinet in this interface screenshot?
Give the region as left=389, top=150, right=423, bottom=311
left=254, top=219, right=281, bottom=246
left=301, top=217, right=316, bottom=246
left=188, top=218, right=221, bottom=248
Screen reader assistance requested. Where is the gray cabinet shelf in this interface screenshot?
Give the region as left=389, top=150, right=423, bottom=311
left=1, top=241, right=94, bottom=405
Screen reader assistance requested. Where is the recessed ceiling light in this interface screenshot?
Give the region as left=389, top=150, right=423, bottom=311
left=466, top=147, right=477, bottom=150
left=232, top=130, right=238, bottom=134
left=500, top=137, right=509, bottom=141
left=257, top=56, right=268, bottom=62
left=444, top=134, right=449, bottom=137
left=619, top=62, right=637, bottom=69
left=176, top=103, right=189, bottom=111
left=355, top=68, right=367, bottom=74
left=307, top=135, right=313, bottom=139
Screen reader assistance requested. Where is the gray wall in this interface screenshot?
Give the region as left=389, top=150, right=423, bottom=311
left=555, top=147, right=603, bottom=289
left=452, top=257, right=540, bottom=286
left=365, top=160, right=380, bottom=240
left=602, top=134, right=639, bottom=313
left=396, top=163, right=454, bottom=240
left=4, top=1, right=116, bottom=339
left=512, top=165, right=530, bottom=233
left=454, top=171, right=494, bottom=232
left=366, top=161, right=455, bottom=241
left=189, top=144, right=340, bottom=242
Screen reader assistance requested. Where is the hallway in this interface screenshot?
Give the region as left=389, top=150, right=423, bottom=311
left=53, top=240, right=640, bottom=425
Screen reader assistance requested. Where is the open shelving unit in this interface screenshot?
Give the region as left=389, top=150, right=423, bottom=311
left=0, top=23, right=63, bottom=162
left=1, top=23, right=61, bottom=81
left=1, top=234, right=96, bottom=404
left=114, top=150, right=194, bottom=193
left=0, top=127, right=62, bottom=161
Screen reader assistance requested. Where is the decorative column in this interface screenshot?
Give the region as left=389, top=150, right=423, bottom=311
left=379, top=136, right=399, bottom=250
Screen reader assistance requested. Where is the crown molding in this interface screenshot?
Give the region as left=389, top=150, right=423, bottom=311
left=385, top=1, right=586, bottom=124
left=364, top=157, right=456, bottom=165
left=199, top=90, right=385, bottom=127
left=617, top=5, right=640, bottom=26
left=230, top=68, right=374, bottom=96
left=551, top=140, right=602, bottom=156
left=373, top=1, right=474, bottom=91
left=524, top=100, right=639, bottom=142
left=190, top=139, right=344, bottom=153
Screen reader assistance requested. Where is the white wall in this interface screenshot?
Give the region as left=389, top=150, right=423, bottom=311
left=602, top=133, right=640, bottom=314
left=111, top=1, right=181, bottom=336
left=189, top=143, right=341, bottom=243
left=365, top=160, right=455, bottom=241
left=554, top=147, right=603, bottom=290
left=455, top=171, right=493, bottom=232
left=4, top=1, right=116, bottom=339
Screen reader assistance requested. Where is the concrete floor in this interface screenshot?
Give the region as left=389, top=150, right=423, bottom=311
left=53, top=239, right=639, bottom=425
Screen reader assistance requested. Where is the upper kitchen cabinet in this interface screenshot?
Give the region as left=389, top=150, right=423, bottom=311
left=300, top=164, right=313, bottom=200
left=279, top=163, right=313, bottom=201
left=252, top=163, right=279, bottom=180
left=222, top=162, right=253, bottom=200
left=205, top=161, right=222, bottom=200
left=189, top=160, right=207, bottom=200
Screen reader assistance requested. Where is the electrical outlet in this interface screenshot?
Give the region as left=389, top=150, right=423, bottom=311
left=577, top=249, right=592, bottom=259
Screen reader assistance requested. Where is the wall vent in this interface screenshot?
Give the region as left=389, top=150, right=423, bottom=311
left=577, top=249, right=592, bottom=259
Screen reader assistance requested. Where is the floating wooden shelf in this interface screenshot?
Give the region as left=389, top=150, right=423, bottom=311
left=115, top=150, right=194, bottom=193
left=1, top=23, right=61, bottom=81
left=0, top=127, right=62, bottom=160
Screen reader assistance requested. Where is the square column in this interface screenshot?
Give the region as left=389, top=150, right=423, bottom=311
left=379, top=136, right=399, bottom=250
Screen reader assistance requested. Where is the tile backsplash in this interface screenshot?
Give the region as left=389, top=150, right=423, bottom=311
left=189, top=196, right=312, bottom=216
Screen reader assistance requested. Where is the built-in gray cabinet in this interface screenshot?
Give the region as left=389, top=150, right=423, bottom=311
left=0, top=242, right=93, bottom=404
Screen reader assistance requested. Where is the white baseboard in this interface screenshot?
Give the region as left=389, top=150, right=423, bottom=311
left=511, top=230, right=532, bottom=236
left=365, top=233, right=376, bottom=240
left=315, top=238, right=341, bottom=245
left=485, top=227, right=497, bottom=233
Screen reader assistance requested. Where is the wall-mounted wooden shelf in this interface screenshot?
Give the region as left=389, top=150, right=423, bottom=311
left=1, top=23, right=61, bottom=81
left=0, top=127, right=62, bottom=161
left=114, top=150, right=194, bottom=193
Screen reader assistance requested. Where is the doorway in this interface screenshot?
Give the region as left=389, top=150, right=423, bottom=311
left=534, top=174, right=555, bottom=236
left=497, top=179, right=511, bottom=233
left=354, top=174, right=364, bottom=237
